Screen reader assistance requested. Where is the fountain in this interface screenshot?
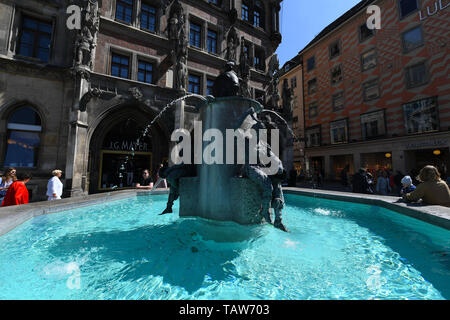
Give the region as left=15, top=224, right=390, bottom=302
left=158, top=62, right=288, bottom=231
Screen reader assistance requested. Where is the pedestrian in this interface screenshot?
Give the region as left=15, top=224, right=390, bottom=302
left=352, top=168, right=373, bottom=194
left=403, top=166, right=450, bottom=207
left=376, top=171, right=391, bottom=195
left=156, top=163, right=168, bottom=188
left=46, top=170, right=63, bottom=200
left=0, top=168, right=17, bottom=204
left=136, top=169, right=154, bottom=190
left=1, top=173, right=32, bottom=207
left=400, top=175, right=416, bottom=196
left=393, top=171, right=404, bottom=196
left=341, top=164, right=349, bottom=187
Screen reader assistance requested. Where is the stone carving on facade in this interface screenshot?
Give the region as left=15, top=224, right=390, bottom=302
left=281, top=78, right=294, bottom=120
left=169, top=0, right=188, bottom=91
left=128, top=87, right=144, bottom=101
left=226, top=27, right=239, bottom=63
left=238, top=37, right=251, bottom=98
left=79, top=87, right=117, bottom=112
left=73, top=0, right=99, bottom=71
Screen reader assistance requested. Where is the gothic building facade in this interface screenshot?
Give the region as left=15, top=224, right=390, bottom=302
left=0, top=0, right=282, bottom=201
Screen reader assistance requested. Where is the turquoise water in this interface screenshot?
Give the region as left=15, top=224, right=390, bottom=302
left=0, top=194, right=449, bottom=300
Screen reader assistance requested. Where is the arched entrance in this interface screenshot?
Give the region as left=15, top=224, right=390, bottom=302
left=88, top=106, right=170, bottom=194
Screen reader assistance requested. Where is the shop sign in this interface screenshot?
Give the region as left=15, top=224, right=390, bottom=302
left=405, top=139, right=448, bottom=150
left=419, top=0, right=449, bottom=21
left=106, top=140, right=149, bottom=152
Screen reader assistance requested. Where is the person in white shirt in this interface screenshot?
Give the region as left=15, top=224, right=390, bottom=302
left=46, top=170, right=63, bottom=200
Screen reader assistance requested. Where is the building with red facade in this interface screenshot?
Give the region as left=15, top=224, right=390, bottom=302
left=299, top=0, right=449, bottom=181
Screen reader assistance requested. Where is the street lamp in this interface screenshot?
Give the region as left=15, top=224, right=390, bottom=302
left=385, top=153, right=392, bottom=159
left=433, top=150, right=441, bottom=156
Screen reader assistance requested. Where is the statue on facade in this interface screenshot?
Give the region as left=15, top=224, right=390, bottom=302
left=281, top=78, right=293, bottom=120
left=238, top=37, right=252, bottom=98
left=168, top=0, right=188, bottom=91
left=226, top=27, right=239, bottom=63
left=74, top=0, right=99, bottom=70
left=267, top=54, right=280, bottom=109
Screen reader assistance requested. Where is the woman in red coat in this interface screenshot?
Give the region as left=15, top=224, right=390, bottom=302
left=1, top=173, right=32, bottom=207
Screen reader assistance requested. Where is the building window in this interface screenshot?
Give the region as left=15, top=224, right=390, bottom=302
left=329, top=40, right=341, bottom=59
left=207, top=79, right=215, bottom=96
left=361, top=49, right=377, bottom=71
left=141, top=2, right=156, bottom=32
left=255, top=89, right=265, bottom=103
left=363, top=79, right=380, bottom=101
left=359, top=23, right=375, bottom=42
left=190, top=22, right=202, bottom=48
left=207, top=30, right=217, bottom=54
left=111, top=53, right=130, bottom=79
left=308, top=78, right=317, bottom=94
left=138, top=60, right=153, bottom=84
left=330, top=65, right=343, bottom=85
left=242, top=3, right=250, bottom=21
left=116, top=0, right=134, bottom=23
left=405, top=62, right=427, bottom=88
left=332, top=92, right=345, bottom=111
left=402, top=26, right=424, bottom=53
left=254, top=1, right=264, bottom=28
left=307, top=56, right=315, bottom=72
left=361, top=110, right=386, bottom=140
left=254, top=48, right=265, bottom=71
left=4, top=106, right=42, bottom=168
left=243, top=43, right=251, bottom=61
left=309, top=102, right=318, bottom=118
left=18, top=16, right=52, bottom=62
left=290, top=77, right=297, bottom=89
left=399, top=0, right=419, bottom=19
left=403, top=97, right=438, bottom=134
left=188, top=74, right=201, bottom=94
left=208, top=0, right=219, bottom=5
left=330, top=119, right=348, bottom=144
left=306, top=126, right=321, bottom=147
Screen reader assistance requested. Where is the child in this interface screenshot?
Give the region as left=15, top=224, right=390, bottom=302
left=400, top=176, right=416, bottom=196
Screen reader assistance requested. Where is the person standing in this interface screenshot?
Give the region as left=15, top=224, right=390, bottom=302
left=46, top=170, right=63, bottom=200
left=376, top=171, right=391, bottom=195
left=0, top=168, right=17, bottom=204
left=1, top=173, right=32, bottom=207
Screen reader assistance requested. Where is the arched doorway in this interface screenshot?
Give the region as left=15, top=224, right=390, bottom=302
left=88, top=107, right=170, bottom=194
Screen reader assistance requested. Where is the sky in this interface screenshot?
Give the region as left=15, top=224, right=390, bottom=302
left=276, top=0, right=362, bottom=66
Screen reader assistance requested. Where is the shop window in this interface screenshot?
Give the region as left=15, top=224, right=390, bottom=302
left=309, top=102, right=318, bottom=118
left=207, top=29, right=218, bottom=54
left=398, top=0, right=419, bottom=19
left=307, top=56, right=315, bottom=72
left=330, top=119, right=348, bottom=144
left=137, top=60, right=153, bottom=84
left=363, top=79, right=380, bottom=101
left=141, top=2, right=156, bottom=32
left=332, top=92, right=345, bottom=111
left=405, top=62, right=427, bottom=88
left=361, top=110, right=386, bottom=140
left=359, top=22, right=375, bottom=42
left=18, top=16, right=52, bottom=62
left=188, top=74, right=201, bottom=94
left=330, top=65, right=343, bottom=85
left=100, top=119, right=152, bottom=190
left=116, top=0, right=134, bottom=23
left=329, top=40, right=341, bottom=59
left=306, top=126, right=321, bottom=147
left=403, top=96, right=438, bottom=134
left=111, top=53, right=130, bottom=79
left=308, top=78, right=317, bottom=94
left=361, top=49, right=377, bottom=71
left=189, top=22, right=202, bottom=48
left=4, top=106, right=42, bottom=168
left=402, top=26, right=424, bottom=53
